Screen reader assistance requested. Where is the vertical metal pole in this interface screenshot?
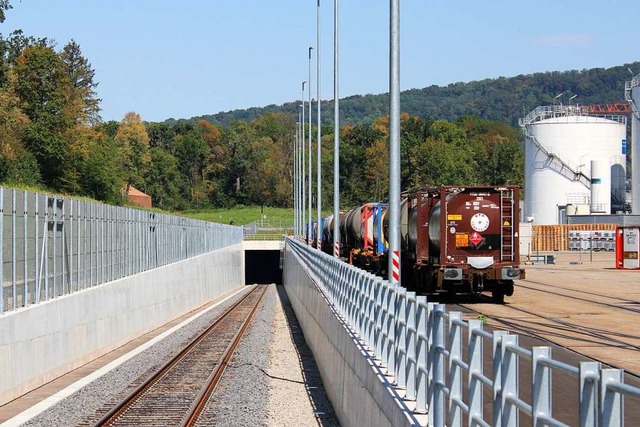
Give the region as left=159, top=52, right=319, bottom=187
left=415, top=296, right=428, bottom=413
left=449, top=311, right=463, bottom=427
left=12, top=189, right=16, bottom=309
left=61, top=198, right=66, bottom=294
left=23, top=191, right=28, bottom=306
left=600, top=369, right=624, bottom=427
left=468, top=320, right=484, bottom=424
left=301, top=84, right=306, bottom=240
left=297, top=111, right=302, bottom=236
left=430, top=304, right=445, bottom=427
left=501, top=335, right=519, bottom=427
left=316, top=0, right=322, bottom=250
left=53, top=196, right=57, bottom=297
left=308, top=46, right=314, bottom=245
left=294, top=127, right=298, bottom=236
left=0, top=188, right=3, bottom=314
left=579, top=361, right=600, bottom=427
left=388, top=0, right=401, bottom=284
left=532, top=347, right=552, bottom=427
left=70, top=199, right=74, bottom=292
left=333, top=0, right=340, bottom=257
left=83, top=201, right=88, bottom=288
left=44, top=195, right=49, bottom=300
left=34, top=193, right=38, bottom=303
left=492, top=330, right=508, bottom=427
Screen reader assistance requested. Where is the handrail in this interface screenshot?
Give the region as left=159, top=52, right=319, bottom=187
left=286, top=237, right=639, bottom=426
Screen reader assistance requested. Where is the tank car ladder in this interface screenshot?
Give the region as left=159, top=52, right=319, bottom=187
left=500, top=189, right=515, bottom=262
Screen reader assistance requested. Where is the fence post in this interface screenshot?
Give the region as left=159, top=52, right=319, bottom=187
left=415, top=296, right=428, bottom=413
left=12, top=189, right=17, bottom=308
left=448, top=311, right=462, bottom=427
left=405, top=291, right=416, bottom=401
left=429, top=303, right=446, bottom=427
left=492, top=330, right=508, bottom=427
left=386, top=283, right=397, bottom=378
left=501, top=334, right=519, bottom=427
left=600, top=368, right=624, bottom=427
left=375, top=279, right=384, bottom=361
left=532, top=346, right=552, bottom=426
left=23, top=191, right=28, bottom=307
left=396, top=287, right=407, bottom=389
left=579, top=361, right=600, bottom=427
left=366, top=276, right=377, bottom=350
left=0, top=187, right=3, bottom=314
left=467, top=319, right=483, bottom=426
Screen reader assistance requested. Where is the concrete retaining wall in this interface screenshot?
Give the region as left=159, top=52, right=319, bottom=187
left=283, top=243, right=418, bottom=427
left=0, top=244, right=244, bottom=405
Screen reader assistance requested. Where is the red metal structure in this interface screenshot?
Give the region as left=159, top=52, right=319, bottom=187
left=586, top=102, right=631, bottom=114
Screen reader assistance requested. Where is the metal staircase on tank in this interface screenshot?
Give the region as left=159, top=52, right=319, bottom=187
left=519, top=106, right=591, bottom=189
left=625, top=77, right=640, bottom=121
left=500, top=189, right=515, bottom=262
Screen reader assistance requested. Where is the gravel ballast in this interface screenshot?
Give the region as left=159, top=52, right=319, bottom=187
left=16, top=284, right=339, bottom=426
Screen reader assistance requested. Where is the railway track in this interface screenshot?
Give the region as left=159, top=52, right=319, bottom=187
left=456, top=279, right=640, bottom=378
left=518, top=279, right=640, bottom=315
left=92, top=284, right=267, bottom=427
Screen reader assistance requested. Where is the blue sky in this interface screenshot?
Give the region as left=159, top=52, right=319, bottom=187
left=2, top=1, right=635, bottom=122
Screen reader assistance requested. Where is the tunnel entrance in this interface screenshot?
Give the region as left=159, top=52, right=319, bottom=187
left=245, top=250, right=282, bottom=285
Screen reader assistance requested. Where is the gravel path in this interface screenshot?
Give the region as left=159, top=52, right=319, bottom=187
left=16, top=283, right=339, bottom=427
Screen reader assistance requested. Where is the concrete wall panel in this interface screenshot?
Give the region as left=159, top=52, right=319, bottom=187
left=0, top=244, right=244, bottom=405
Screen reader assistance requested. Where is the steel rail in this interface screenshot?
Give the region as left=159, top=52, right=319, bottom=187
left=519, top=279, right=640, bottom=314
left=93, top=285, right=266, bottom=427
left=181, top=284, right=267, bottom=426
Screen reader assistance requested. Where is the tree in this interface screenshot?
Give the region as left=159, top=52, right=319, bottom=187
left=145, top=147, right=184, bottom=210
left=115, top=112, right=151, bottom=190
left=199, top=120, right=229, bottom=206
left=14, top=45, right=75, bottom=187
left=80, top=134, right=124, bottom=204
left=0, top=70, right=39, bottom=185
left=364, top=138, right=389, bottom=202
left=174, top=127, right=207, bottom=205
left=60, top=40, right=101, bottom=124
left=0, top=0, right=10, bottom=24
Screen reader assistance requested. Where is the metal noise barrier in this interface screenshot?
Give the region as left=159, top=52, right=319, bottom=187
left=286, top=237, right=640, bottom=427
left=0, top=187, right=243, bottom=315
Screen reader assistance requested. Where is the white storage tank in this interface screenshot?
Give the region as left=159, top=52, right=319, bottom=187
left=519, top=105, right=626, bottom=225
left=590, top=159, right=610, bottom=214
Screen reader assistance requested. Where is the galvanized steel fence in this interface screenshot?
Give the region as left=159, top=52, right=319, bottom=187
left=0, top=187, right=243, bottom=315
left=287, top=237, right=640, bottom=427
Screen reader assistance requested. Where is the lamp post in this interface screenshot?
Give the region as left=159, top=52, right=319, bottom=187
left=332, top=0, right=340, bottom=257
left=298, top=106, right=303, bottom=236
left=308, top=46, right=314, bottom=245
left=388, top=0, right=401, bottom=284
left=316, top=0, right=322, bottom=250
left=301, top=83, right=307, bottom=239
left=294, top=120, right=298, bottom=236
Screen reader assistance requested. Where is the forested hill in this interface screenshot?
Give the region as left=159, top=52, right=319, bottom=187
left=164, top=61, right=640, bottom=127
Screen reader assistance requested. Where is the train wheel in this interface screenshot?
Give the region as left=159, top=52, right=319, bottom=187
left=492, top=288, right=505, bottom=304
left=504, top=280, right=514, bottom=296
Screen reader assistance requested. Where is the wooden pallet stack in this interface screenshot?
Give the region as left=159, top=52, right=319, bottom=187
left=531, top=223, right=616, bottom=251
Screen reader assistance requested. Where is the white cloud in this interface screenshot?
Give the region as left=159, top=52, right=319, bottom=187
left=533, top=33, right=594, bottom=48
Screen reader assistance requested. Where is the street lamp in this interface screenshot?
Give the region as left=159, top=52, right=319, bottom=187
left=316, top=0, right=322, bottom=250
left=308, top=46, right=313, bottom=245
left=301, top=83, right=307, bottom=239
left=294, top=120, right=298, bottom=236
left=388, top=0, right=401, bottom=284
left=332, top=0, right=340, bottom=257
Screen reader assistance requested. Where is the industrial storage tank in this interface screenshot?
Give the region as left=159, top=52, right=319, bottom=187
left=519, top=105, right=626, bottom=225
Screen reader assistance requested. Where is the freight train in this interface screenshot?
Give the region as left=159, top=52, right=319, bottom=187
left=312, top=185, right=525, bottom=302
